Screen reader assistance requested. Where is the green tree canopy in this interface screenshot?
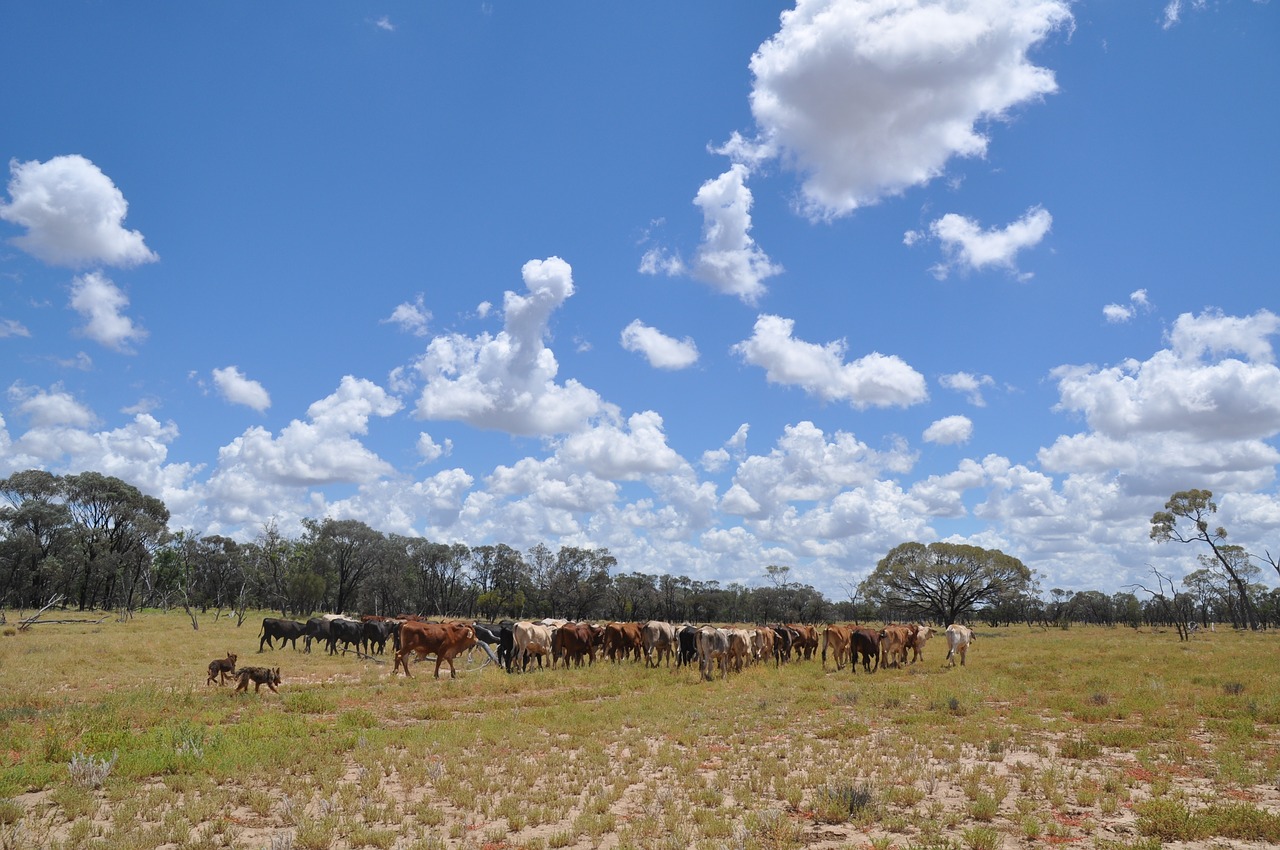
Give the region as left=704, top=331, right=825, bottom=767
left=860, top=541, right=1032, bottom=625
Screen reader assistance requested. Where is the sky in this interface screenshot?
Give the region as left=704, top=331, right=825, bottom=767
left=2, top=0, right=1278, bottom=601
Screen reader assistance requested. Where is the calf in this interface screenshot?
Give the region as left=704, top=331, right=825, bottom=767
left=206, top=651, right=237, bottom=686
left=945, top=624, right=975, bottom=667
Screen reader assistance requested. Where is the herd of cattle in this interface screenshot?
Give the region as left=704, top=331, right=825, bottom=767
left=250, top=614, right=977, bottom=682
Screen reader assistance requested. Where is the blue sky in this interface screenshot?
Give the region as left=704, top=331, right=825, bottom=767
left=2, top=0, right=1278, bottom=599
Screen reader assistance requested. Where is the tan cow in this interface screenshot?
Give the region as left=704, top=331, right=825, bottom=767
left=908, top=625, right=937, bottom=663
left=725, top=628, right=752, bottom=672
left=945, top=624, right=975, bottom=667
left=394, top=621, right=478, bottom=679
left=751, top=627, right=776, bottom=666
left=878, top=624, right=918, bottom=669
left=821, top=625, right=853, bottom=670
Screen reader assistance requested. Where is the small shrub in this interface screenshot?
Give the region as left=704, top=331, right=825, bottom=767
left=1223, top=682, right=1245, bottom=696
left=1060, top=735, right=1100, bottom=760
left=811, top=783, right=873, bottom=823
left=968, top=793, right=998, bottom=822
left=0, top=799, right=22, bottom=826
left=962, top=825, right=1001, bottom=850
left=67, top=751, right=117, bottom=789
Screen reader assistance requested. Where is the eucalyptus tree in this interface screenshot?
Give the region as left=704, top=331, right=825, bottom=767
left=61, top=472, right=169, bottom=611
left=1150, top=490, right=1260, bottom=630
left=0, top=469, right=72, bottom=606
left=860, top=541, right=1032, bottom=626
left=307, top=518, right=387, bottom=615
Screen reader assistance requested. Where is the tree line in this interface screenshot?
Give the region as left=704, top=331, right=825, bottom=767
left=3, top=471, right=1277, bottom=630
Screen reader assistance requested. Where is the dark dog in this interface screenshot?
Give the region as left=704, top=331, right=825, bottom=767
left=234, top=666, right=281, bottom=693
left=206, top=652, right=238, bottom=686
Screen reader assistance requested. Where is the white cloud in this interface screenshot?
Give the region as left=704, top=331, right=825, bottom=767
left=689, top=164, right=782, bottom=304
left=928, top=206, right=1053, bottom=279
left=619, top=319, right=699, bottom=370
left=8, top=382, right=97, bottom=429
left=732, top=314, right=928, bottom=409
left=412, top=257, right=609, bottom=435
left=1162, top=0, right=1182, bottom=29
left=742, top=0, right=1072, bottom=218
left=416, top=432, right=451, bottom=463
left=0, top=318, right=30, bottom=338
left=210, top=376, right=402, bottom=488
left=373, top=15, right=395, bottom=31
left=722, top=420, right=916, bottom=520
left=701, top=424, right=750, bottom=473
left=384, top=294, right=431, bottom=336
left=1168, top=308, right=1278, bottom=365
left=212, top=366, right=271, bottom=412
left=939, top=371, right=995, bottom=407
left=69, top=272, right=146, bottom=352
left=0, top=155, right=158, bottom=268
left=638, top=246, right=685, bottom=277
left=1103, top=288, right=1151, bottom=324
left=554, top=410, right=685, bottom=481
left=923, top=415, right=974, bottom=445
left=1103, top=303, right=1134, bottom=323
left=1041, top=309, right=1280, bottom=490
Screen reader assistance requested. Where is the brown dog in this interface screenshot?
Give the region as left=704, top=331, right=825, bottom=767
left=234, top=666, right=281, bottom=693
left=206, top=652, right=238, bottom=686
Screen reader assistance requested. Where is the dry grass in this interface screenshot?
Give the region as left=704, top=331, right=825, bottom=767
left=1, top=612, right=1279, bottom=849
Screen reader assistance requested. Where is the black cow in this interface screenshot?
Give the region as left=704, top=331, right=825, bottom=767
left=361, top=619, right=399, bottom=655
left=259, top=617, right=307, bottom=653
left=302, top=617, right=330, bottom=653
left=326, top=617, right=364, bottom=656
left=771, top=625, right=794, bottom=664
left=473, top=621, right=515, bottom=670
left=676, top=624, right=699, bottom=668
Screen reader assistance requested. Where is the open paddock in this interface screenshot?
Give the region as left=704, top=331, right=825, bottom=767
left=2, top=612, right=1279, bottom=849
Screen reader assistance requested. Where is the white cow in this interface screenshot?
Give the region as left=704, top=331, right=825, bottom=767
left=512, top=621, right=555, bottom=672
left=696, top=626, right=730, bottom=682
left=641, top=620, right=678, bottom=668
left=944, top=624, right=974, bottom=667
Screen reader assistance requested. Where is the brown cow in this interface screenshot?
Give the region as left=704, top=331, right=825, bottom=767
left=552, top=622, right=596, bottom=668
left=821, top=625, right=852, bottom=670
left=787, top=624, right=819, bottom=660
left=394, top=621, right=478, bottom=679
left=602, top=622, right=643, bottom=662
